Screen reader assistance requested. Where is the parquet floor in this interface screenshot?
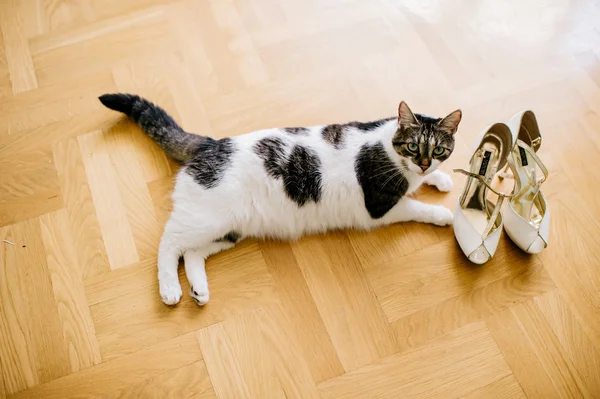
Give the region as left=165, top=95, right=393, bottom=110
left=1, top=0, right=600, bottom=398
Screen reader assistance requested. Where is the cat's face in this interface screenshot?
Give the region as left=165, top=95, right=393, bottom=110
left=392, top=102, right=461, bottom=176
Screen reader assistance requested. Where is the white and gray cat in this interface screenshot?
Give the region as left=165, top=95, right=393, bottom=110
left=99, top=94, right=461, bottom=306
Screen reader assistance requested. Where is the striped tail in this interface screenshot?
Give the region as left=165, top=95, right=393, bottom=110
left=99, top=93, right=204, bottom=162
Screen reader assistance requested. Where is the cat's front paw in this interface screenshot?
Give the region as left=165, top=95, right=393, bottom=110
left=190, top=285, right=210, bottom=306
left=160, top=278, right=182, bottom=305
left=428, top=172, right=453, bottom=192
left=431, top=206, right=453, bottom=226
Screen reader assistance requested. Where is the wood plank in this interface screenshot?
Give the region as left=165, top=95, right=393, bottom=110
left=260, top=241, right=344, bottom=383
left=0, top=365, right=6, bottom=399
left=0, top=218, right=70, bottom=393
left=33, top=0, right=96, bottom=35
left=0, top=108, right=120, bottom=156
left=318, top=322, right=512, bottom=399
left=166, top=57, right=214, bottom=136
left=29, top=6, right=161, bottom=55
left=52, top=137, right=110, bottom=278
left=16, top=218, right=71, bottom=384
left=537, top=191, right=600, bottom=353
left=32, top=9, right=173, bottom=87
left=487, top=301, right=591, bottom=398
left=392, top=259, right=555, bottom=351
left=77, top=130, right=139, bottom=269
left=0, top=0, right=37, bottom=93
left=11, top=332, right=202, bottom=399
left=291, top=232, right=398, bottom=371
left=458, top=375, right=526, bottom=399
left=111, top=57, right=175, bottom=181
left=0, top=149, right=59, bottom=206
left=175, top=0, right=267, bottom=96
left=0, top=70, right=113, bottom=116
left=98, top=361, right=215, bottom=399
left=0, top=188, right=63, bottom=228
left=347, top=221, right=441, bottom=271
left=366, top=237, right=543, bottom=323
left=0, top=224, right=39, bottom=394
left=84, top=257, right=157, bottom=306
left=39, top=210, right=101, bottom=372
left=0, top=27, right=12, bottom=101
left=0, top=71, right=116, bottom=143
left=197, top=305, right=319, bottom=399
left=254, top=305, right=320, bottom=398
left=0, top=145, right=62, bottom=229
left=535, top=291, right=600, bottom=397
left=104, top=122, right=163, bottom=261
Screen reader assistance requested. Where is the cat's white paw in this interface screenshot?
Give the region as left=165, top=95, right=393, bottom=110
left=431, top=206, right=453, bottom=226
left=190, top=285, right=210, bottom=306
left=428, top=172, right=453, bottom=192
left=160, top=279, right=182, bottom=305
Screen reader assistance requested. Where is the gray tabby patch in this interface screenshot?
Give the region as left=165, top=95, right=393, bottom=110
left=186, top=138, right=236, bottom=188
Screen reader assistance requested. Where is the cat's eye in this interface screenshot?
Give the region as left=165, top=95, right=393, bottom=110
left=433, top=146, right=445, bottom=155
left=407, top=143, right=418, bottom=152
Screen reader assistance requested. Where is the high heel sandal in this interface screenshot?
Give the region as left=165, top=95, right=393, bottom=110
left=453, top=123, right=513, bottom=264
left=501, top=110, right=550, bottom=254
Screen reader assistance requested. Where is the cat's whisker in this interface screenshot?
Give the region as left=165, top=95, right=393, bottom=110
left=380, top=170, right=403, bottom=189
left=370, top=166, right=402, bottom=179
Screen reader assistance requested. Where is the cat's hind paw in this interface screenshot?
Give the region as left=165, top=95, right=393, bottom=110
left=190, top=285, right=210, bottom=306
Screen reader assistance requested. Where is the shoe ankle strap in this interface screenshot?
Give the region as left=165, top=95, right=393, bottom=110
left=452, top=169, right=514, bottom=199
left=514, top=139, right=548, bottom=188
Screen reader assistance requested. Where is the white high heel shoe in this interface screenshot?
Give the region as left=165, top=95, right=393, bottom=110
left=501, top=110, right=550, bottom=254
left=453, top=123, right=514, bottom=264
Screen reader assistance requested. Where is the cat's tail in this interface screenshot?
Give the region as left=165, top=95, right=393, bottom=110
left=99, top=93, right=204, bottom=162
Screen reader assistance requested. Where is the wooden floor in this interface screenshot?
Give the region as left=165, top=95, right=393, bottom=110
left=1, top=0, right=600, bottom=398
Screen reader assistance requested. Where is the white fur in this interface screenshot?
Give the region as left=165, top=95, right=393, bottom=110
left=157, top=120, right=453, bottom=305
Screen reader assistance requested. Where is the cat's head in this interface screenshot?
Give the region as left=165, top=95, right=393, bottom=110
left=392, top=101, right=461, bottom=176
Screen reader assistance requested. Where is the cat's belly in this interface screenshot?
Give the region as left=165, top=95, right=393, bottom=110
left=239, top=188, right=374, bottom=240
left=172, top=168, right=390, bottom=242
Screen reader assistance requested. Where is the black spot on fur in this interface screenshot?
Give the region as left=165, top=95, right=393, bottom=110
left=322, top=124, right=345, bottom=148
left=322, top=118, right=395, bottom=149
left=347, top=117, right=395, bottom=131
left=284, top=146, right=322, bottom=206
left=216, top=231, right=241, bottom=243
left=355, top=142, right=408, bottom=219
left=284, top=127, right=309, bottom=135
left=254, top=138, right=322, bottom=206
left=254, top=137, right=286, bottom=178
left=186, top=138, right=235, bottom=188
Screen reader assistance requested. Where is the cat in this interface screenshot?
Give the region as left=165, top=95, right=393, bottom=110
left=99, top=94, right=461, bottom=306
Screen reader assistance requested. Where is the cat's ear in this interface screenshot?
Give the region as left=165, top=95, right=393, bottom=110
left=437, top=109, right=462, bottom=135
left=398, top=101, right=419, bottom=128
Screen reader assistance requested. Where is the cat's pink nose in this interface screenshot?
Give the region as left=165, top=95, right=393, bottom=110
left=419, top=164, right=429, bottom=172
